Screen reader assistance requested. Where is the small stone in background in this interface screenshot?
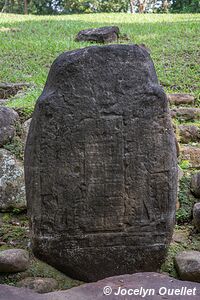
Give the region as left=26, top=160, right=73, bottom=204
left=171, top=108, right=200, bottom=121
left=75, top=26, right=120, bottom=43
left=0, top=249, right=29, bottom=273
left=191, top=172, right=200, bottom=198
left=0, top=149, right=26, bottom=212
left=175, top=251, right=200, bottom=282
left=168, top=94, right=195, bottom=106
left=17, top=277, right=58, bottom=294
left=172, top=230, right=188, bottom=244
left=178, top=125, right=200, bottom=144
left=180, top=146, right=200, bottom=168
left=119, top=33, right=130, bottom=41
left=22, top=118, right=32, bottom=146
left=178, top=166, right=184, bottom=181
left=0, top=107, right=19, bottom=146
left=0, top=83, right=30, bottom=99
left=193, top=203, right=200, bottom=232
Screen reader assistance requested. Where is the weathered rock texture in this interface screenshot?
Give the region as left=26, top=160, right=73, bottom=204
left=0, top=149, right=26, bottom=212
left=193, top=203, right=200, bottom=231
left=75, top=26, right=119, bottom=43
left=0, top=107, right=19, bottom=146
left=178, top=125, right=200, bottom=144
left=25, top=44, right=178, bottom=282
left=167, top=94, right=195, bottom=106
left=175, top=251, right=200, bottom=282
left=1, top=273, right=200, bottom=300
left=191, top=173, right=200, bottom=198
left=0, top=249, right=29, bottom=273
left=17, top=277, right=58, bottom=294
left=181, top=146, right=200, bottom=168
left=0, top=83, right=30, bottom=99
left=22, top=118, right=32, bottom=146
left=171, top=108, right=200, bottom=121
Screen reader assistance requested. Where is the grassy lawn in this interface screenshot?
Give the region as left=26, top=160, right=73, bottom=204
left=0, top=13, right=199, bottom=116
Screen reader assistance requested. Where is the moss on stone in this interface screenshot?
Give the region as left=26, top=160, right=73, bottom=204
left=176, top=174, right=197, bottom=224
left=3, top=136, right=24, bottom=161
left=161, top=242, right=185, bottom=277
left=162, top=226, right=200, bottom=278
left=0, top=256, right=82, bottom=290
left=26, top=258, right=82, bottom=290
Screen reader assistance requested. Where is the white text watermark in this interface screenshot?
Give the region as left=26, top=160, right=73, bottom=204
left=103, top=286, right=197, bottom=297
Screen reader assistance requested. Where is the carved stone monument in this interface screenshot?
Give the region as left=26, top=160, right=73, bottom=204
left=25, top=44, right=178, bottom=282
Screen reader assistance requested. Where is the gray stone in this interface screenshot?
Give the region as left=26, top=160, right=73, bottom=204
left=172, top=229, right=189, bottom=244
left=168, top=94, right=195, bottom=106
left=175, top=251, right=200, bottom=282
left=75, top=26, right=120, bottom=43
left=171, top=108, right=200, bottom=121
left=0, top=107, right=19, bottom=146
left=0, top=99, right=9, bottom=106
left=191, top=173, right=200, bottom=198
left=0, top=285, right=41, bottom=300
left=0, top=82, right=30, bottom=99
left=178, top=166, right=184, bottom=181
left=17, top=277, right=58, bottom=293
left=180, top=146, right=200, bottom=168
left=22, top=118, right=32, bottom=146
left=0, top=249, right=29, bottom=273
left=25, top=44, right=178, bottom=282
left=1, top=273, right=200, bottom=300
left=193, top=203, right=200, bottom=231
left=178, top=125, right=200, bottom=144
left=0, top=149, right=26, bottom=212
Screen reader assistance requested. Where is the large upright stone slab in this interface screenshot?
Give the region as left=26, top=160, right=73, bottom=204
left=25, top=44, right=178, bottom=282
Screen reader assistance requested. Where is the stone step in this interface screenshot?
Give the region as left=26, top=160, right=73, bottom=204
left=168, top=93, right=195, bottom=106
left=178, top=124, right=200, bottom=144
left=171, top=108, right=200, bottom=121
left=180, top=145, right=200, bottom=168
left=0, top=82, right=30, bottom=99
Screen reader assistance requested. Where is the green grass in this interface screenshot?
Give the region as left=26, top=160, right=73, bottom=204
left=0, top=13, right=199, bottom=114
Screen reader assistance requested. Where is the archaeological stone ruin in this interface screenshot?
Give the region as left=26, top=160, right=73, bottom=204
left=24, top=44, right=178, bottom=282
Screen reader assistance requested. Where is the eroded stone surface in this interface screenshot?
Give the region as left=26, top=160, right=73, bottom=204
left=168, top=94, right=195, bottom=106
left=25, top=44, right=177, bottom=282
left=0, top=83, right=30, bottom=99
left=0, top=149, right=26, bottom=212
left=22, top=118, right=32, bottom=146
left=175, top=251, right=200, bottom=282
left=0, top=249, right=29, bottom=273
left=178, top=125, right=200, bottom=144
left=191, top=173, right=200, bottom=198
left=180, top=146, right=200, bottom=168
left=75, top=26, right=120, bottom=43
left=0, top=107, right=19, bottom=146
left=193, top=203, right=200, bottom=231
left=171, top=108, right=200, bottom=121
left=17, top=277, right=58, bottom=293
left=1, top=273, right=200, bottom=300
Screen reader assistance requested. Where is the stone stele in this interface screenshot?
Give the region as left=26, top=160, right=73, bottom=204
left=25, top=44, right=178, bottom=282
